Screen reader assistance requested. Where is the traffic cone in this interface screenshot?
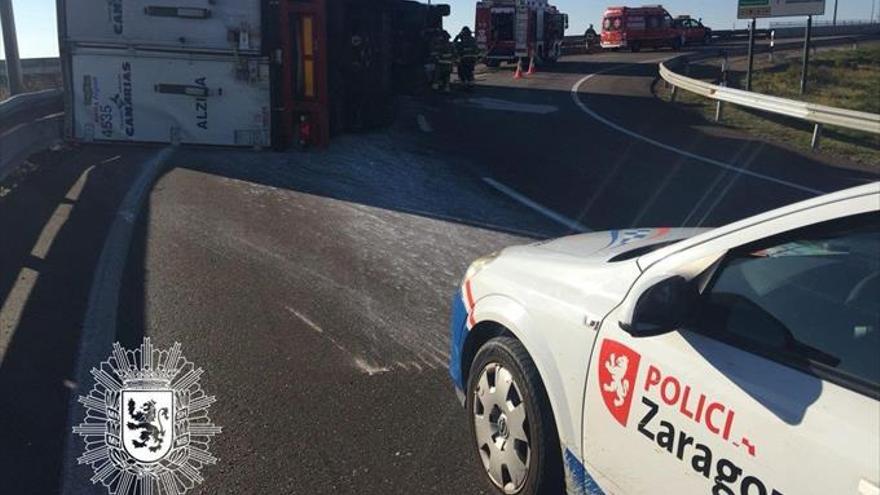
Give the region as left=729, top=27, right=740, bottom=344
left=513, top=59, right=524, bottom=79
left=526, top=56, right=536, bottom=75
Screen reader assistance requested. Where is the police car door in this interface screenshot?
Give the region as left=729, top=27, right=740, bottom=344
left=581, top=196, right=880, bottom=495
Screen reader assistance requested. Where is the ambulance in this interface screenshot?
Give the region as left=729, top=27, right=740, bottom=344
left=600, top=5, right=681, bottom=52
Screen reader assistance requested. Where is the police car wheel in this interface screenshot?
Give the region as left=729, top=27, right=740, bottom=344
left=467, top=337, right=563, bottom=495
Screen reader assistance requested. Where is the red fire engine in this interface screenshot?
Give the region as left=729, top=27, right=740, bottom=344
left=475, top=0, right=568, bottom=67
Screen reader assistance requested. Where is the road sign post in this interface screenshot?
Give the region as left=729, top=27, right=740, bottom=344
left=769, top=29, right=776, bottom=62
left=801, top=15, right=813, bottom=94
left=736, top=0, right=825, bottom=94
left=746, top=18, right=756, bottom=91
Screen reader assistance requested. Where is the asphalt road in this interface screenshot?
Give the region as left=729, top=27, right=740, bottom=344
left=1, top=44, right=877, bottom=495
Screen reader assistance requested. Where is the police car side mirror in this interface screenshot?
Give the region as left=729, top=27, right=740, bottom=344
left=619, top=276, right=699, bottom=337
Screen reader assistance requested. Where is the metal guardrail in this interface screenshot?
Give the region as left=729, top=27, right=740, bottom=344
left=659, top=57, right=880, bottom=149
left=713, top=29, right=771, bottom=40
left=0, top=89, right=64, bottom=182
left=770, top=19, right=878, bottom=28
left=0, top=57, right=61, bottom=78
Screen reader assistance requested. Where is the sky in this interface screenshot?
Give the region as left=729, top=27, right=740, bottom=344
left=1, top=0, right=878, bottom=59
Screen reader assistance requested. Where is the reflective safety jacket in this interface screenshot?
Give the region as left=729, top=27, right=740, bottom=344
left=454, top=36, right=480, bottom=63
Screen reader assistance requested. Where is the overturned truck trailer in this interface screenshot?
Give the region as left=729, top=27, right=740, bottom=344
left=59, top=0, right=448, bottom=148
left=275, top=0, right=449, bottom=148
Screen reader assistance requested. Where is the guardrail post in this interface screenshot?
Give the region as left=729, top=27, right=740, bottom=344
left=769, top=30, right=775, bottom=62
left=721, top=53, right=729, bottom=86
left=811, top=123, right=822, bottom=150
left=715, top=101, right=724, bottom=122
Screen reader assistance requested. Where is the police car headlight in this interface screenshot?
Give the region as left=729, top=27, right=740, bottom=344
left=463, top=252, right=500, bottom=285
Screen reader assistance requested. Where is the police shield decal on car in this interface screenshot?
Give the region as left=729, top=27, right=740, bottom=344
left=597, top=339, right=642, bottom=428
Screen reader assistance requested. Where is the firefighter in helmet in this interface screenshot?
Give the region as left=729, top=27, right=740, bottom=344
left=585, top=23, right=598, bottom=38
left=454, top=26, right=479, bottom=90
left=585, top=23, right=599, bottom=51
left=429, top=29, right=454, bottom=93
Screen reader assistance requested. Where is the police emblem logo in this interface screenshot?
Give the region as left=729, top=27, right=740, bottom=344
left=121, top=390, right=174, bottom=462
left=73, top=338, right=221, bottom=494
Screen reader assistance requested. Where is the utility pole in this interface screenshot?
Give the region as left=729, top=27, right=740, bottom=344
left=0, top=0, right=25, bottom=95
left=833, top=0, right=839, bottom=26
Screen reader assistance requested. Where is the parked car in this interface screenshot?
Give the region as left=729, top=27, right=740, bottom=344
left=674, top=15, right=712, bottom=45
left=600, top=5, right=680, bottom=52
left=449, top=182, right=880, bottom=495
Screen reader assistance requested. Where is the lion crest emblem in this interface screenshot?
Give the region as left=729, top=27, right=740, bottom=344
left=73, top=338, right=222, bottom=494
left=602, top=353, right=630, bottom=408
left=597, top=339, right=642, bottom=427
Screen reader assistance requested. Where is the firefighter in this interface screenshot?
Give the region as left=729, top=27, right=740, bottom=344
left=585, top=24, right=598, bottom=38
left=454, top=26, right=479, bottom=90
left=585, top=23, right=599, bottom=51
left=429, top=29, right=454, bottom=93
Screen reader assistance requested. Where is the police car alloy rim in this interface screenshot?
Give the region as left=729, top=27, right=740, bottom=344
left=473, top=362, right=531, bottom=494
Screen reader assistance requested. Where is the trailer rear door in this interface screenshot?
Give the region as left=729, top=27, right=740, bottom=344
left=61, top=0, right=263, bottom=53
left=68, top=47, right=271, bottom=146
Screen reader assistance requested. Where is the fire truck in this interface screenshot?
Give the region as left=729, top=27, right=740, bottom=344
left=475, top=0, right=568, bottom=67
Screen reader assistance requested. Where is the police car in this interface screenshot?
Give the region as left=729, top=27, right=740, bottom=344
left=449, top=183, right=880, bottom=495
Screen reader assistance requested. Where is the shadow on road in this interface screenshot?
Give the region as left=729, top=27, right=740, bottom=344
left=0, top=146, right=149, bottom=493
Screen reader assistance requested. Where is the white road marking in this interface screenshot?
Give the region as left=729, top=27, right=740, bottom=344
left=569, top=57, right=824, bottom=195
left=30, top=204, right=72, bottom=259
left=65, top=166, right=95, bottom=201
left=482, top=177, right=589, bottom=232
left=0, top=268, right=39, bottom=365
left=60, top=146, right=175, bottom=495
left=1, top=164, right=97, bottom=364
left=459, top=97, right=559, bottom=114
